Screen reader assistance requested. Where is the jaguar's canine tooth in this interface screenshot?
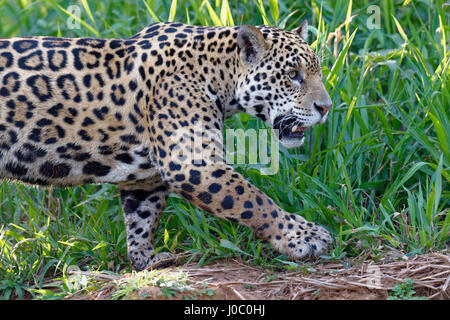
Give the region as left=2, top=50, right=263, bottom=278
left=292, top=125, right=298, bottom=133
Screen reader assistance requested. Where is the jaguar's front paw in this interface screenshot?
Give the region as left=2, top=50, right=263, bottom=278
left=269, top=213, right=332, bottom=259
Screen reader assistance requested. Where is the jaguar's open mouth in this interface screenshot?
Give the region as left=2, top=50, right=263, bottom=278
left=273, top=115, right=308, bottom=148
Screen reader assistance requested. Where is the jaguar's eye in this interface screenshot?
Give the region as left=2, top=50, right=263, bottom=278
left=288, top=70, right=304, bottom=84
left=288, top=70, right=298, bottom=79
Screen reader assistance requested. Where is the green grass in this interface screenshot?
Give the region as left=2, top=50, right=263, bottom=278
left=387, top=278, right=428, bottom=300
left=0, top=0, right=448, bottom=299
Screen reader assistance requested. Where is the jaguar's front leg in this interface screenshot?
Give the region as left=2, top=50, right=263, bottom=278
left=118, top=175, right=172, bottom=270
left=159, top=159, right=332, bottom=260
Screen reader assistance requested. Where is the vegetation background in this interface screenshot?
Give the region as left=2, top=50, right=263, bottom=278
left=0, top=0, right=448, bottom=299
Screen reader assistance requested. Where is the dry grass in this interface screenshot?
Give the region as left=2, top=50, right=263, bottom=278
left=70, top=252, right=449, bottom=300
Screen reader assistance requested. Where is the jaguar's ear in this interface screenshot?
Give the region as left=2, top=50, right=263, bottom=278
left=237, top=25, right=267, bottom=66
left=294, top=20, right=308, bottom=42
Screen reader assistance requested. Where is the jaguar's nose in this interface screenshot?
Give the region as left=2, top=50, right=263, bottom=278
left=314, top=102, right=331, bottom=117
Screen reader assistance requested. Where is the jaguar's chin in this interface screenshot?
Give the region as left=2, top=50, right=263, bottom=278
left=280, top=135, right=305, bottom=148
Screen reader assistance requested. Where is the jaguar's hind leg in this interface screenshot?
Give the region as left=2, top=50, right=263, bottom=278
left=118, top=175, right=171, bottom=270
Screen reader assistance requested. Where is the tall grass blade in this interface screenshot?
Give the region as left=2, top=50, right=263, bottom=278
left=168, top=0, right=178, bottom=22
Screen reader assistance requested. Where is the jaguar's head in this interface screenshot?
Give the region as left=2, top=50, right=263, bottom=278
left=235, top=21, right=332, bottom=148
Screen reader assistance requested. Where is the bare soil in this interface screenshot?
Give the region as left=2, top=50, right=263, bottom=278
left=71, top=252, right=449, bottom=300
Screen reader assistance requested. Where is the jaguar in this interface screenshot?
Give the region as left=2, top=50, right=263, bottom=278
left=0, top=21, right=333, bottom=270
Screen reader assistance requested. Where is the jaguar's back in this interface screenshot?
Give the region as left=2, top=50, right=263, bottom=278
left=0, top=35, right=158, bottom=186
